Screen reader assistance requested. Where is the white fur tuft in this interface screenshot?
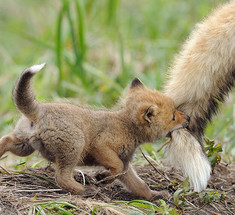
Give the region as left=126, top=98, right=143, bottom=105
left=166, top=129, right=211, bottom=192
left=28, top=63, right=46, bottom=74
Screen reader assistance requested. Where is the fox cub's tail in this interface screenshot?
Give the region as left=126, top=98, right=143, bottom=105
left=13, top=63, right=46, bottom=120
left=164, top=1, right=235, bottom=192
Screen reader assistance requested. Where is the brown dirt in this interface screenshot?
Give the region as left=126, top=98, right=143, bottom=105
left=0, top=162, right=234, bottom=215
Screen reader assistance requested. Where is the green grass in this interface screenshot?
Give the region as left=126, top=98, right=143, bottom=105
left=29, top=201, right=90, bottom=215
left=115, top=199, right=178, bottom=215
left=0, top=0, right=226, bottom=104
left=0, top=0, right=230, bottom=128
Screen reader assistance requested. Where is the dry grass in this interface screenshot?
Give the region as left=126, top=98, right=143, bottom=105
left=0, top=162, right=234, bottom=215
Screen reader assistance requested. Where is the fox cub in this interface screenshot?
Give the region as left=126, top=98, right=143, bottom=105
left=0, top=64, right=189, bottom=200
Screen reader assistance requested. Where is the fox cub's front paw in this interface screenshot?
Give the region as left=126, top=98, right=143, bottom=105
left=151, top=190, right=170, bottom=200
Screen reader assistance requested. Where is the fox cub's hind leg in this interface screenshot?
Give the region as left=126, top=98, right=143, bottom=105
left=0, top=133, right=35, bottom=158
left=55, top=161, right=85, bottom=195
left=53, top=137, right=86, bottom=194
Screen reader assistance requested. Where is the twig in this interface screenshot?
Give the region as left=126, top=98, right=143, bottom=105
left=185, top=199, right=197, bottom=209
left=140, top=148, right=171, bottom=182
left=224, top=200, right=235, bottom=215
left=209, top=211, right=220, bottom=215
left=184, top=203, right=207, bottom=214
left=220, top=162, right=228, bottom=167
left=15, top=189, right=63, bottom=193
left=0, top=165, right=10, bottom=174
left=0, top=155, right=8, bottom=161
left=75, top=170, right=86, bottom=186
left=146, top=155, right=172, bottom=182
left=210, top=202, right=220, bottom=212
left=13, top=171, right=57, bottom=186
left=147, top=177, right=159, bottom=185
left=156, top=139, right=170, bottom=152
left=95, top=170, right=127, bottom=185
left=96, top=191, right=111, bottom=202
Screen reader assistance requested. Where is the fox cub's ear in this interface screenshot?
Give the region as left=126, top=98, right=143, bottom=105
left=130, top=78, right=144, bottom=89
left=143, top=105, right=157, bottom=123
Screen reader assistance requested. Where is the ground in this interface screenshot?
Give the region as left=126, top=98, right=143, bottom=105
left=0, top=161, right=234, bottom=215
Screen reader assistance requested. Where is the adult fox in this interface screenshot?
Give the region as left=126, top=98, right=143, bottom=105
left=164, top=1, right=235, bottom=192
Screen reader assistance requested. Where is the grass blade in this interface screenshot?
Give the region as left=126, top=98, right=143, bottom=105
left=55, top=1, right=67, bottom=87
left=31, top=201, right=90, bottom=215
left=74, top=0, right=86, bottom=56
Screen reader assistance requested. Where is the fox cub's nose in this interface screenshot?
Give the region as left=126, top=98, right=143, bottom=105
left=184, top=115, right=190, bottom=128
left=186, top=115, right=190, bottom=122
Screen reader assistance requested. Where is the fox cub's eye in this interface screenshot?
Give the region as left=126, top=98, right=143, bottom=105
left=172, top=113, right=175, bottom=121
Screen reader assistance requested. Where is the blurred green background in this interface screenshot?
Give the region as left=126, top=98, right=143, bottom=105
left=0, top=0, right=234, bottom=168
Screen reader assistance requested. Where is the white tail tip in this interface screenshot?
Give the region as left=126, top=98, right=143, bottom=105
left=166, top=129, right=211, bottom=192
left=28, top=63, right=46, bottom=74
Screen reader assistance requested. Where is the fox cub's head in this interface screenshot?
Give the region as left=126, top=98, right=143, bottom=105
left=124, top=78, right=189, bottom=142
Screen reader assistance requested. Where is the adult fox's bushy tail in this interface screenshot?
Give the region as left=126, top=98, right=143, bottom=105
left=13, top=63, right=46, bottom=120
left=164, top=1, right=235, bottom=192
